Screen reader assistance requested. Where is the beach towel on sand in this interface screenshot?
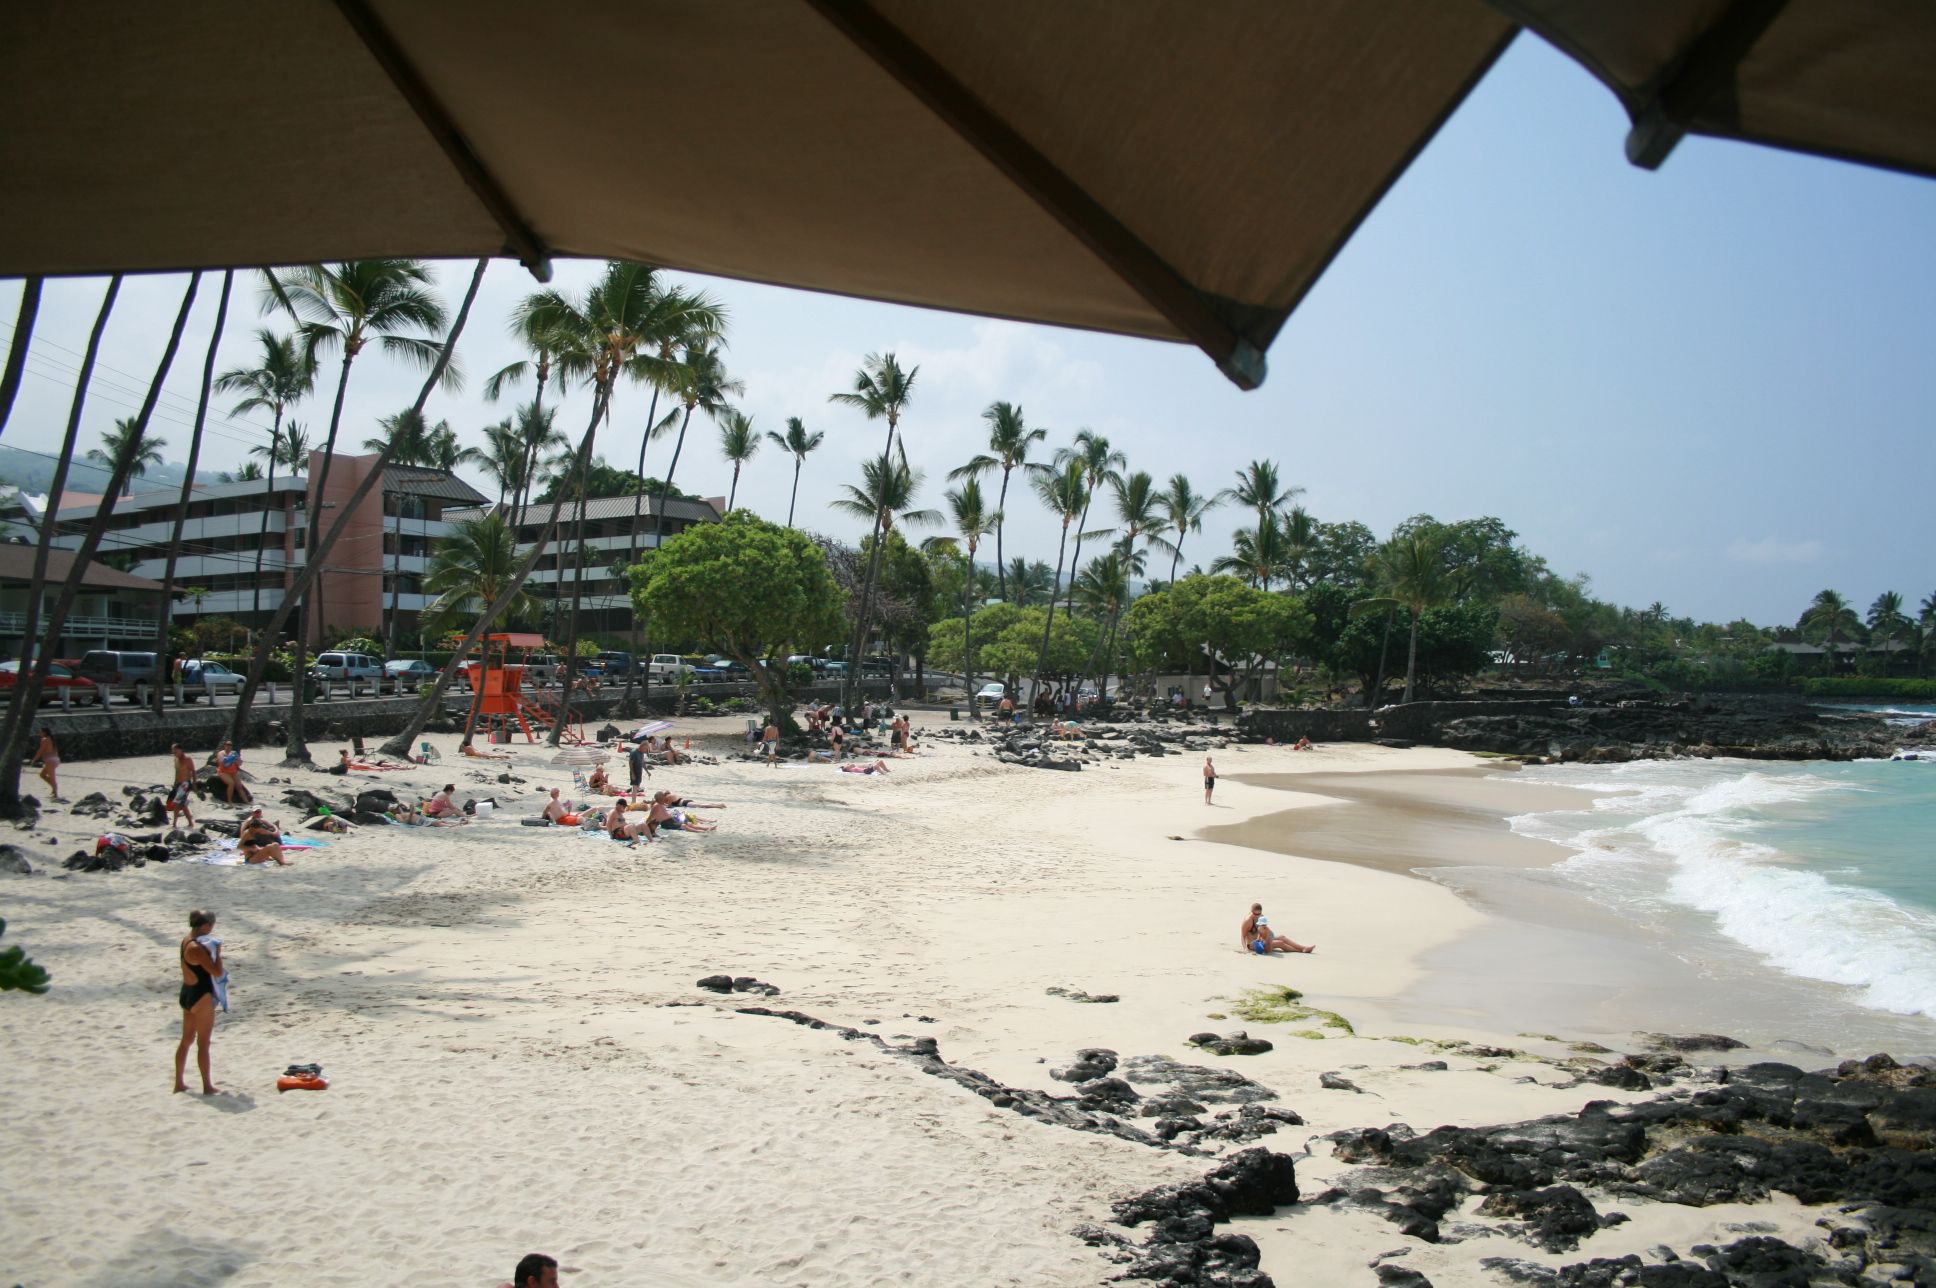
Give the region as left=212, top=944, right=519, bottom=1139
left=183, top=840, right=244, bottom=866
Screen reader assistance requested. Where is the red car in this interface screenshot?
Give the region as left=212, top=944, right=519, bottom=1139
left=0, top=659, right=101, bottom=705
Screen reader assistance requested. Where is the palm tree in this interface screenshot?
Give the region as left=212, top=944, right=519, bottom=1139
left=422, top=512, right=541, bottom=634
left=1354, top=532, right=1453, bottom=703
left=1280, top=506, right=1317, bottom=592
left=479, top=417, right=527, bottom=509
left=423, top=421, right=480, bottom=474
left=1155, top=473, right=1222, bottom=585
left=828, top=351, right=918, bottom=703
left=365, top=407, right=467, bottom=655
left=1109, top=469, right=1162, bottom=566
left=230, top=460, right=265, bottom=482
left=1005, top=557, right=1053, bottom=607
left=215, top=328, right=315, bottom=620
left=1028, top=459, right=1089, bottom=699
left=948, top=400, right=1047, bottom=601
left=151, top=272, right=235, bottom=714
left=765, top=416, right=823, bottom=527
left=86, top=418, right=166, bottom=495
left=1229, top=459, right=1303, bottom=525
left=1074, top=548, right=1131, bottom=695
left=1802, top=589, right=1862, bottom=675
left=265, top=258, right=453, bottom=762
left=830, top=449, right=941, bottom=538
left=1213, top=510, right=1288, bottom=591
left=365, top=406, right=434, bottom=464
left=718, top=409, right=760, bottom=511
left=511, top=401, right=564, bottom=513
left=1868, top=590, right=1910, bottom=670
left=925, top=477, right=999, bottom=717
left=1052, top=429, right=1125, bottom=609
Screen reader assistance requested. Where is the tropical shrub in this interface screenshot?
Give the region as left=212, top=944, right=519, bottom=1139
left=1800, top=677, right=1936, bottom=699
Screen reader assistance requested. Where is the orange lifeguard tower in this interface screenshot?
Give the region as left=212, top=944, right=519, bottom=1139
left=461, top=632, right=584, bottom=745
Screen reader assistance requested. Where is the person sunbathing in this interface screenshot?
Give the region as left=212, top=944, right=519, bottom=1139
left=655, top=791, right=726, bottom=810
left=649, top=791, right=718, bottom=833
left=1292, top=736, right=1314, bottom=751
left=1240, top=902, right=1313, bottom=954
left=461, top=742, right=511, bottom=760
left=388, top=803, right=427, bottom=825
left=839, top=759, right=892, bottom=775
left=541, top=788, right=580, bottom=826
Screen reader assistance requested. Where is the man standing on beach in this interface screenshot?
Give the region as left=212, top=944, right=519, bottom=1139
left=762, top=720, right=780, bottom=766
left=1203, top=755, right=1218, bottom=805
left=167, top=743, right=197, bottom=830
left=627, top=740, right=647, bottom=792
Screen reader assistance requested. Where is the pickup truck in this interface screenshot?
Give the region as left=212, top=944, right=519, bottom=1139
left=648, top=653, right=693, bottom=681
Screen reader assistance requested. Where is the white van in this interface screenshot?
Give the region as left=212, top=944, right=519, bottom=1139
left=310, top=651, right=383, bottom=682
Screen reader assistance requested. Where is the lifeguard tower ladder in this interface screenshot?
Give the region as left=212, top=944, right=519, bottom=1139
left=461, top=632, right=585, bottom=745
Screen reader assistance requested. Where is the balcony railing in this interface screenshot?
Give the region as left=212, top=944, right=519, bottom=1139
left=0, top=610, right=159, bottom=638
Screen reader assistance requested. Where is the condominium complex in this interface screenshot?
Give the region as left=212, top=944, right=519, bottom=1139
left=444, top=492, right=724, bottom=639
left=46, top=452, right=485, bottom=646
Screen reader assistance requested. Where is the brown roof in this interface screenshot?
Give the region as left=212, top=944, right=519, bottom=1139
left=0, top=544, right=167, bottom=592
left=1, top=3, right=1928, bottom=388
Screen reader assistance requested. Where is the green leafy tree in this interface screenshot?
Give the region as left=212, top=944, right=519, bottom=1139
left=980, top=607, right=1096, bottom=687
left=629, top=512, right=843, bottom=729
left=765, top=416, right=824, bottom=528
left=1126, top=575, right=1308, bottom=708
left=1213, top=509, right=1288, bottom=591
left=1004, top=557, right=1054, bottom=607
left=718, top=409, right=761, bottom=511
left=1307, top=519, right=1378, bottom=590
left=948, top=400, right=1047, bottom=602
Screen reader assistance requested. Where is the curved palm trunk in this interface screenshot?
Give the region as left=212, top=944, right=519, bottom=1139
left=252, top=415, right=282, bottom=624
left=0, top=277, right=43, bottom=439
left=285, top=347, right=360, bottom=764
left=1370, top=608, right=1394, bottom=707
left=1028, top=519, right=1073, bottom=703
left=841, top=420, right=898, bottom=710
left=0, top=276, right=120, bottom=817
left=994, top=465, right=1012, bottom=602
left=222, top=259, right=487, bottom=753
left=1064, top=496, right=1093, bottom=610
left=727, top=462, right=742, bottom=511
left=636, top=400, right=699, bottom=708
left=785, top=457, right=801, bottom=527
left=379, top=385, right=606, bottom=760
left=549, top=449, right=596, bottom=748
left=621, top=380, right=663, bottom=711
left=153, top=271, right=233, bottom=715
left=962, top=543, right=978, bottom=721
left=1403, top=606, right=1421, bottom=704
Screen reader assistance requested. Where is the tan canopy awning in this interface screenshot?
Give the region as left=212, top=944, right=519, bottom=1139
left=1, top=2, right=1929, bottom=389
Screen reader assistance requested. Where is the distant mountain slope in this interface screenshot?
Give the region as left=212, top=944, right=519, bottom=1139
left=0, top=444, right=217, bottom=497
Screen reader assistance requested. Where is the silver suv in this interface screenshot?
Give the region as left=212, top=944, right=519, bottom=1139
left=310, top=651, right=383, bottom=682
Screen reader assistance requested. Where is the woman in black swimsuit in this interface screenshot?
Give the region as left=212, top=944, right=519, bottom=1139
left=174, top=908, right=222, bottom=1094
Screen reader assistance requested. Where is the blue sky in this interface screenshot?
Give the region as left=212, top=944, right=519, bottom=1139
left=2, top=36, right=1930, bottom=626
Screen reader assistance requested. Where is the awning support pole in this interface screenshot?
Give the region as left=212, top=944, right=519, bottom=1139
left=805, top=0, right=1264, bottom=389
left=1624, top=0, right=1790, bottom=169
left=332, top=0, right=555, bottom=281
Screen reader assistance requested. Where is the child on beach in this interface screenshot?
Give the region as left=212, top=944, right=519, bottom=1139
left=167, top=743, right=196, bottom=829
left=33, top=725, right=61, bottom=801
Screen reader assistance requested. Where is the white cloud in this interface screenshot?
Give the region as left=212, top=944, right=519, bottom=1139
left=1725, top=535, right=1822, bottom=565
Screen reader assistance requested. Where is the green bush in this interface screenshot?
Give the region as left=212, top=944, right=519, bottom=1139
left=1799, top=677, right=1936, bottom=700
left=692, top=696, right=715, bottom=714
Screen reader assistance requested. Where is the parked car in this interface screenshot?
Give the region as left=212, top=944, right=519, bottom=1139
left=0, top=659, right=100, bottom=705
left=823, top=660, right=849, bottom=676
left=860, top=655, right=896, bottom=675
left=310, top=651, right=383, bottom=683
left=594, top=650, right=634, bottom=676
left=702, top=655, right=751, bottom=678
left=178, top=659, right=243, bottom=701
left=649, top=653, right=693, bottom=681
left=974, top=681, right=1008, bottom=706
left=384, top=658, right=437, bottom=691
left=75, top=649, right=160, bottom=700
left=521, top=654, right=564, bottom=684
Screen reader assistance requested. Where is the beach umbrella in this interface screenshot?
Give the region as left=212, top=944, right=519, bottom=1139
left=549, top=746, right=608, bottom=767
left=2, top=3, right=1930, bottom=389
left=630, top=721, right=674, bottom=739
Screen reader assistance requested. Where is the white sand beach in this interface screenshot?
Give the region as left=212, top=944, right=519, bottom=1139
left=0, top=720, right=1852, bottom=1285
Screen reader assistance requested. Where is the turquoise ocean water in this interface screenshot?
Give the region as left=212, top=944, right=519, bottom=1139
left=1505, top=704, right=1936, bottom=1024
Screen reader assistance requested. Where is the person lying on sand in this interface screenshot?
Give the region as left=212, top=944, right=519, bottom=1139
left=839, top=759, right=892, bottom=776
left=461, top=742, right=512, bottom=760
left=649, top=791, right=718, bottom=832
left=1240, top=902, right=1312, bottom=954
left=239, top=809, right=292, bottom=866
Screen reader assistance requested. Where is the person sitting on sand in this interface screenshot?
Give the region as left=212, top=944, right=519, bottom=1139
left=839, top=759, right=892, bottom=776
left=423, top=785, right=461, bottom=818
left=1240, top=902, right=1313, bottom=955
left=606, top=797, right=651, bottom=844
left=587, top=764, right=612, bottom=795
left=827, top=724, right=845, bottom=760
left=388, top=802, right=426, bottom=825
left=167, top=743, right=197, bottom=830
left=239, top=809, right=292, bottom=866
left=541, top=788, right=581, bottom=826
left=1292, top=736, right=1313, bottom=751
left=215, top=740, right=251, bottom=804
left=649, top=790, right=718, bottom=833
